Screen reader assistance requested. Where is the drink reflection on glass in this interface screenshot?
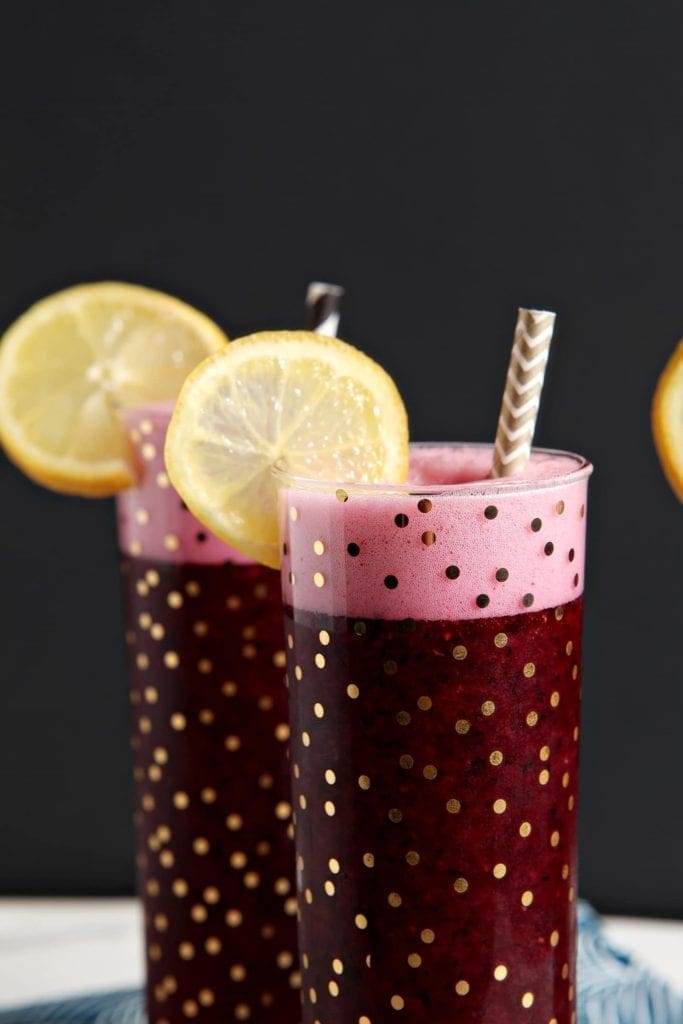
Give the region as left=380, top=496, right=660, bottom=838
left=117, top=404, right=300, bottom=1024
left=277, top=443, right=591, bottom=1024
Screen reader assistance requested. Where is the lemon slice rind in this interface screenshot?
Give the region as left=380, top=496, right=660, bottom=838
left=0, top=282, right=228, bottom=496
left=652, top=339, right=683, bottom=502
left=165, top=331, right=409, bottom=568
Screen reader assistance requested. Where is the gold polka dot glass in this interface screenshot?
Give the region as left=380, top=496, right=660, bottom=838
left=118, top=406, right=299, bottom=1024
left=276, top=443, right=591, bottom=1024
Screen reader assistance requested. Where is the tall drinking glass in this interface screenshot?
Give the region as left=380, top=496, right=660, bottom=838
left=277, top=443, right=591, bottom=1024
left=117, top=404, right=300, bottom=1024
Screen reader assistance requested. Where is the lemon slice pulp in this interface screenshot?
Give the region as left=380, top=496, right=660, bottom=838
left=0, top=282, right=227, bottom=496
left=165, top=330, right=409, bottom=568
left=652, top=339, right=683, bottom=502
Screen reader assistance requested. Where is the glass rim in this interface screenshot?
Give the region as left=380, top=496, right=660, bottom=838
left=273, top=442, right=593, bottom=497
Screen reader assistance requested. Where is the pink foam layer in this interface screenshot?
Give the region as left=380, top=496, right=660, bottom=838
left=280, top=445, right=590, bottom=620
left=116, top=403, right=252, bottom=565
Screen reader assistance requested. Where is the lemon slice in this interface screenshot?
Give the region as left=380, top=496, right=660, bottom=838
left=0, top=282, right=227, bottom=496
left=652, top=339, right=683, bottom=501
left=165, top=330, right=409, bottom=568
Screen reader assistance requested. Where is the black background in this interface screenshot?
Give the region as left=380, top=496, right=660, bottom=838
left=0, top=1, right=681, bottom=916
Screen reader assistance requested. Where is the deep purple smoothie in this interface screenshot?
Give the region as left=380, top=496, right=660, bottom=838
left=278, top=443, right=590, bottom=1024
left=118, top=406, right=300, bottom=1024
left=284, top=599, right=581, bottom=1022
left=123, top=558, right=300, bottom=1023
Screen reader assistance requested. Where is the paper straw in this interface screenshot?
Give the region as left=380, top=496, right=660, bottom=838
left=305, top=281, right=345, bottom=335
left=491, top=308, right=556, bottom=477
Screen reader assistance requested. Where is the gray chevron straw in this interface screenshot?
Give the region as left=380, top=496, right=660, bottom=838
left=491, top=308, right=556, bottom=477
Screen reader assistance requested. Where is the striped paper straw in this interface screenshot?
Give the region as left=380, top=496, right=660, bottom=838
left=305, top=281, right=345, bottom=335
left=491, top=308, right=556, bottom=477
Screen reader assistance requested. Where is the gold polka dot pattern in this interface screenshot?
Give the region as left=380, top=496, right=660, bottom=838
left=284, top=600, right=582, bottom=1022
left=120, top=408, right=299, bottom=1021
left=123, top=556, right=299, bottom=1023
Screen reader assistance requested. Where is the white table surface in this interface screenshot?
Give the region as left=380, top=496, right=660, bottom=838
left=0, top=899, right=680, bottom=1010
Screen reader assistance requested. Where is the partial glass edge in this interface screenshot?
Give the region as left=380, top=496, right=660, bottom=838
left=272, top=442, right=593, bottom=497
